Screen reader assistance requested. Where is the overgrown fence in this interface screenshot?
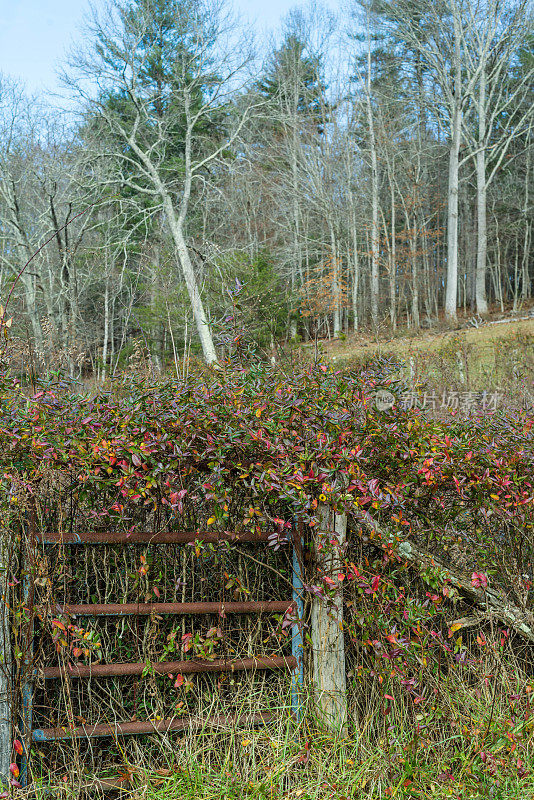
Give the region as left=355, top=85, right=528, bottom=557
left=0, top=500, right=350, bottom=789
left=1, top=361, right=533, bottom=792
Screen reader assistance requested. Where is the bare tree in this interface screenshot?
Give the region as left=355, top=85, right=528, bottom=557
left=377, top=0, right=484, bottom=323
left=362, top=4, right=380, bottom=328
left=460, top=0, right=534, bottom=314
left=0, top=76, right=45, bottom=349
left=63, top=0, right=257, bottom=364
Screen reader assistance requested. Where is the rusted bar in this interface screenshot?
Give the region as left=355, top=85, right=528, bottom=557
left=58, top=600, right=294, bottom=616
left=37, top=531, right=270, bottom=545
left=32, top=712, right=273, bottom=741
left=42, top=654, right=297, bottom=679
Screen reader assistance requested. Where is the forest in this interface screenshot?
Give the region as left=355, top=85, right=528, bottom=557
left=0, top=0, right=532, bottom=373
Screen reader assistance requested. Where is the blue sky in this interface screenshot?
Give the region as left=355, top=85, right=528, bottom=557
left=0, top=0, right=339, bottom=96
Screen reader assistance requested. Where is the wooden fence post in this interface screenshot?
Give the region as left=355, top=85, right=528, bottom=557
left=311, top=504, right=347, bottom=734
left=0, top=533, right=11, bottom=783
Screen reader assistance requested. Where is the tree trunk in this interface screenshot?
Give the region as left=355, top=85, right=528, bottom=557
left=102, top=277, right=109, bottom=383
left=390, top=182, right=397, bottom=331
left=411, top=227, right=420, bottom=328
left=368, top=111, right=380, bottom=327
left=20, top=273, right=43, bottom=355
left=330, top=224, right=342, bottom=337
left=513, top=233, right=520, bottom=312
left=475, top=70, right=488, bottom=315
left=446, top=108, right=461, bottom=323
left=365, top=24, right=380, bottom=327
left=521, top=137, right=532, bottom=300
left=291, top=123, right=302, bottom=298
left=351, top=205, right=359, bottom=332
left=162, top=195, right=217, bottom=364
left=445, top=20, right=462, bottom=324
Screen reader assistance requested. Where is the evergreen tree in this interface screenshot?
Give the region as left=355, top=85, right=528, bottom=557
left=257, top=34, right=327, bottom=135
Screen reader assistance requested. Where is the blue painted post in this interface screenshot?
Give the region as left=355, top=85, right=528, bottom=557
left=20, top=509, right=35, bottom=788
left=291, top=525, right=304, bottom=722
left=20, top=628, right=32, bottom=787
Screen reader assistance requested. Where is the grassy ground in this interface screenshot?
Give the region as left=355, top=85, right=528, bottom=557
left=32, top=667, right=534, bottom=799
left=301, top=317, right=534, bottom=403
left=34, top=721, right=534, bottom=800
left=319, top=318, right=534, bottom=364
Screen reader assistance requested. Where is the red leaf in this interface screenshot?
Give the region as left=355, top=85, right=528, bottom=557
left=368, top=478, right=380, bottom=495
left=471, top=572, right=488, bottom=589
left=296, top=741, right=310, bottom=764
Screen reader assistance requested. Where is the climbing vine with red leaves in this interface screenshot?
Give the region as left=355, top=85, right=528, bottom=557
left=2, top=360, right=532, bottom=577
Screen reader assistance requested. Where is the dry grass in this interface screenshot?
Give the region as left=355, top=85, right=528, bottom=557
left=29, top=648, right=534, bottom=800
left=300, top=317, right=534, bottom=407
left=315, top=317, right=534, bottom=363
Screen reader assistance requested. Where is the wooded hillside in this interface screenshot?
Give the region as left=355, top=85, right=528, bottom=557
left=1, top=0, right=532, bottom=372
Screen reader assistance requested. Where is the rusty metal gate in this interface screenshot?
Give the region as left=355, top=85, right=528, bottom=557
left=19, top=527, right=304, bottom=787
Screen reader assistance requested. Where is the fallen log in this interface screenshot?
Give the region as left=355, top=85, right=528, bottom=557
left=351, top=509, right=534, bottom=645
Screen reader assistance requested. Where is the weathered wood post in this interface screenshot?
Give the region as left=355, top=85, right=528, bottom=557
left=0, top=530, right=11, bottom=783
left=311, top=504, right=347, bottom=734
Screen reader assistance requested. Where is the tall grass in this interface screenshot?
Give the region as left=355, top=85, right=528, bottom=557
left=31, top=642, right=534, bottom=800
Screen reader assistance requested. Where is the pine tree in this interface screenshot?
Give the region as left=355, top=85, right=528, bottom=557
left=257, top=34, right=327, bottom=135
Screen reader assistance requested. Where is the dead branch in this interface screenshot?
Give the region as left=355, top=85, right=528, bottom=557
left=351, top=509, right=534, bottom=645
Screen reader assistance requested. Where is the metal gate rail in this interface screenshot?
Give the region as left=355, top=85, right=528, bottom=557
left=53, top=600, right=294, bottom=616
left=33, top=712, right=275, bottom=742
left=37, top=531, right=271, bottom=544
left=41, top=654, right=297, bottom=680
